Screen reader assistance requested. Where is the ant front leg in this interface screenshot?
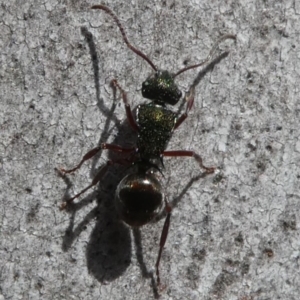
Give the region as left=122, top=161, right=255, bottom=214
left=60, top=143, right=135, bottom=209
left=174, top=87, right=195, bottom=130
left=173, top=34, right=236, bottom=128
left=111, top=79, right=139, bottom=132
left=163, top=150, right=215, bottom=174
left=155, top=199, right=172, bottom=287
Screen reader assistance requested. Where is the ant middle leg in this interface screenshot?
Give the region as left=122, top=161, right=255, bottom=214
left=163, top=150, right=215, bottom=174
left=61, top=159, right=113, bottom=209
left=60, top=153, right=134, bottom=209
left=59, top=143, right=135, bottom=209
left=60, top=143, right=135, bottom=174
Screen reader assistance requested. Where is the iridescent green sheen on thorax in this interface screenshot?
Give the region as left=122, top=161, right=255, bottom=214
left=137, top=103, right=177, bottom=160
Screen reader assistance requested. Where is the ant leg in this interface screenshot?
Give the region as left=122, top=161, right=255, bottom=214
left=60, top=143, right=135, bottom=174
left=163, top=150, right=215, bottom=174
left=174, top=87, right=195, bottom=130
left=60, top=157, right=131, bottom=209
left=155, top=199, right=172, bottom=286
left=111, top=79, right=139, bottom=132
left=61, top=159, right=113, bottom=209
left=174, top=34, right=236, bottom=129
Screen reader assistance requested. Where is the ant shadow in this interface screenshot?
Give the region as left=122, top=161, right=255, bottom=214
left=58, top=26, right=231, bottom=298
left=60, top=26, right=134, bottom=284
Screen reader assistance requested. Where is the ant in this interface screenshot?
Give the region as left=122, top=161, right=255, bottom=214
left=59, top=4, right=236, bottom=286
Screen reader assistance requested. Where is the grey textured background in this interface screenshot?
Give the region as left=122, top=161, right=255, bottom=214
left=1, top=0, right=300, bottom=299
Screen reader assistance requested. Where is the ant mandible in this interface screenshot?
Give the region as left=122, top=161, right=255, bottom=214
left=59, top=4, right=236, bottom=286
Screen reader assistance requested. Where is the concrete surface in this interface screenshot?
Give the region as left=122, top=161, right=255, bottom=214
left=1, top=0, right=300, bottom=299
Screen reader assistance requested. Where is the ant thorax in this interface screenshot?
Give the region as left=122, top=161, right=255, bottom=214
left=136, top=102, right=177, bottom=160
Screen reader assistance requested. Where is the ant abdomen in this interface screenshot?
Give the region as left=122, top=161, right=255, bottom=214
left=115, top=171, right=164, bottom=227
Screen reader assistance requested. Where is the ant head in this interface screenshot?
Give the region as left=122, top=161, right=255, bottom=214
left=91, top=6, right=236, bottom=106
left=142, top=70, right=182, bottom=105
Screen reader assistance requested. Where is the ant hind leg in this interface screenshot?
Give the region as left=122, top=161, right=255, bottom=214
left=155, top=199, right=172, bottom=287
left=59, top=143, right=135, bottom=209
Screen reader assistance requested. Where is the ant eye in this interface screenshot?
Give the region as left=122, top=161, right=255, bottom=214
left=142, top=80, right=149, bottom=87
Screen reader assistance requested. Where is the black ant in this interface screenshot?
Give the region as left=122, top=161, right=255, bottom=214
left=59, top=4, right=236, bottom=286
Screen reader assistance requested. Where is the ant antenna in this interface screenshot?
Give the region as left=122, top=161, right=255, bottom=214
left=173, top=34, right=236, bottom=77
left=91, top=5, right=157, bottom=72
